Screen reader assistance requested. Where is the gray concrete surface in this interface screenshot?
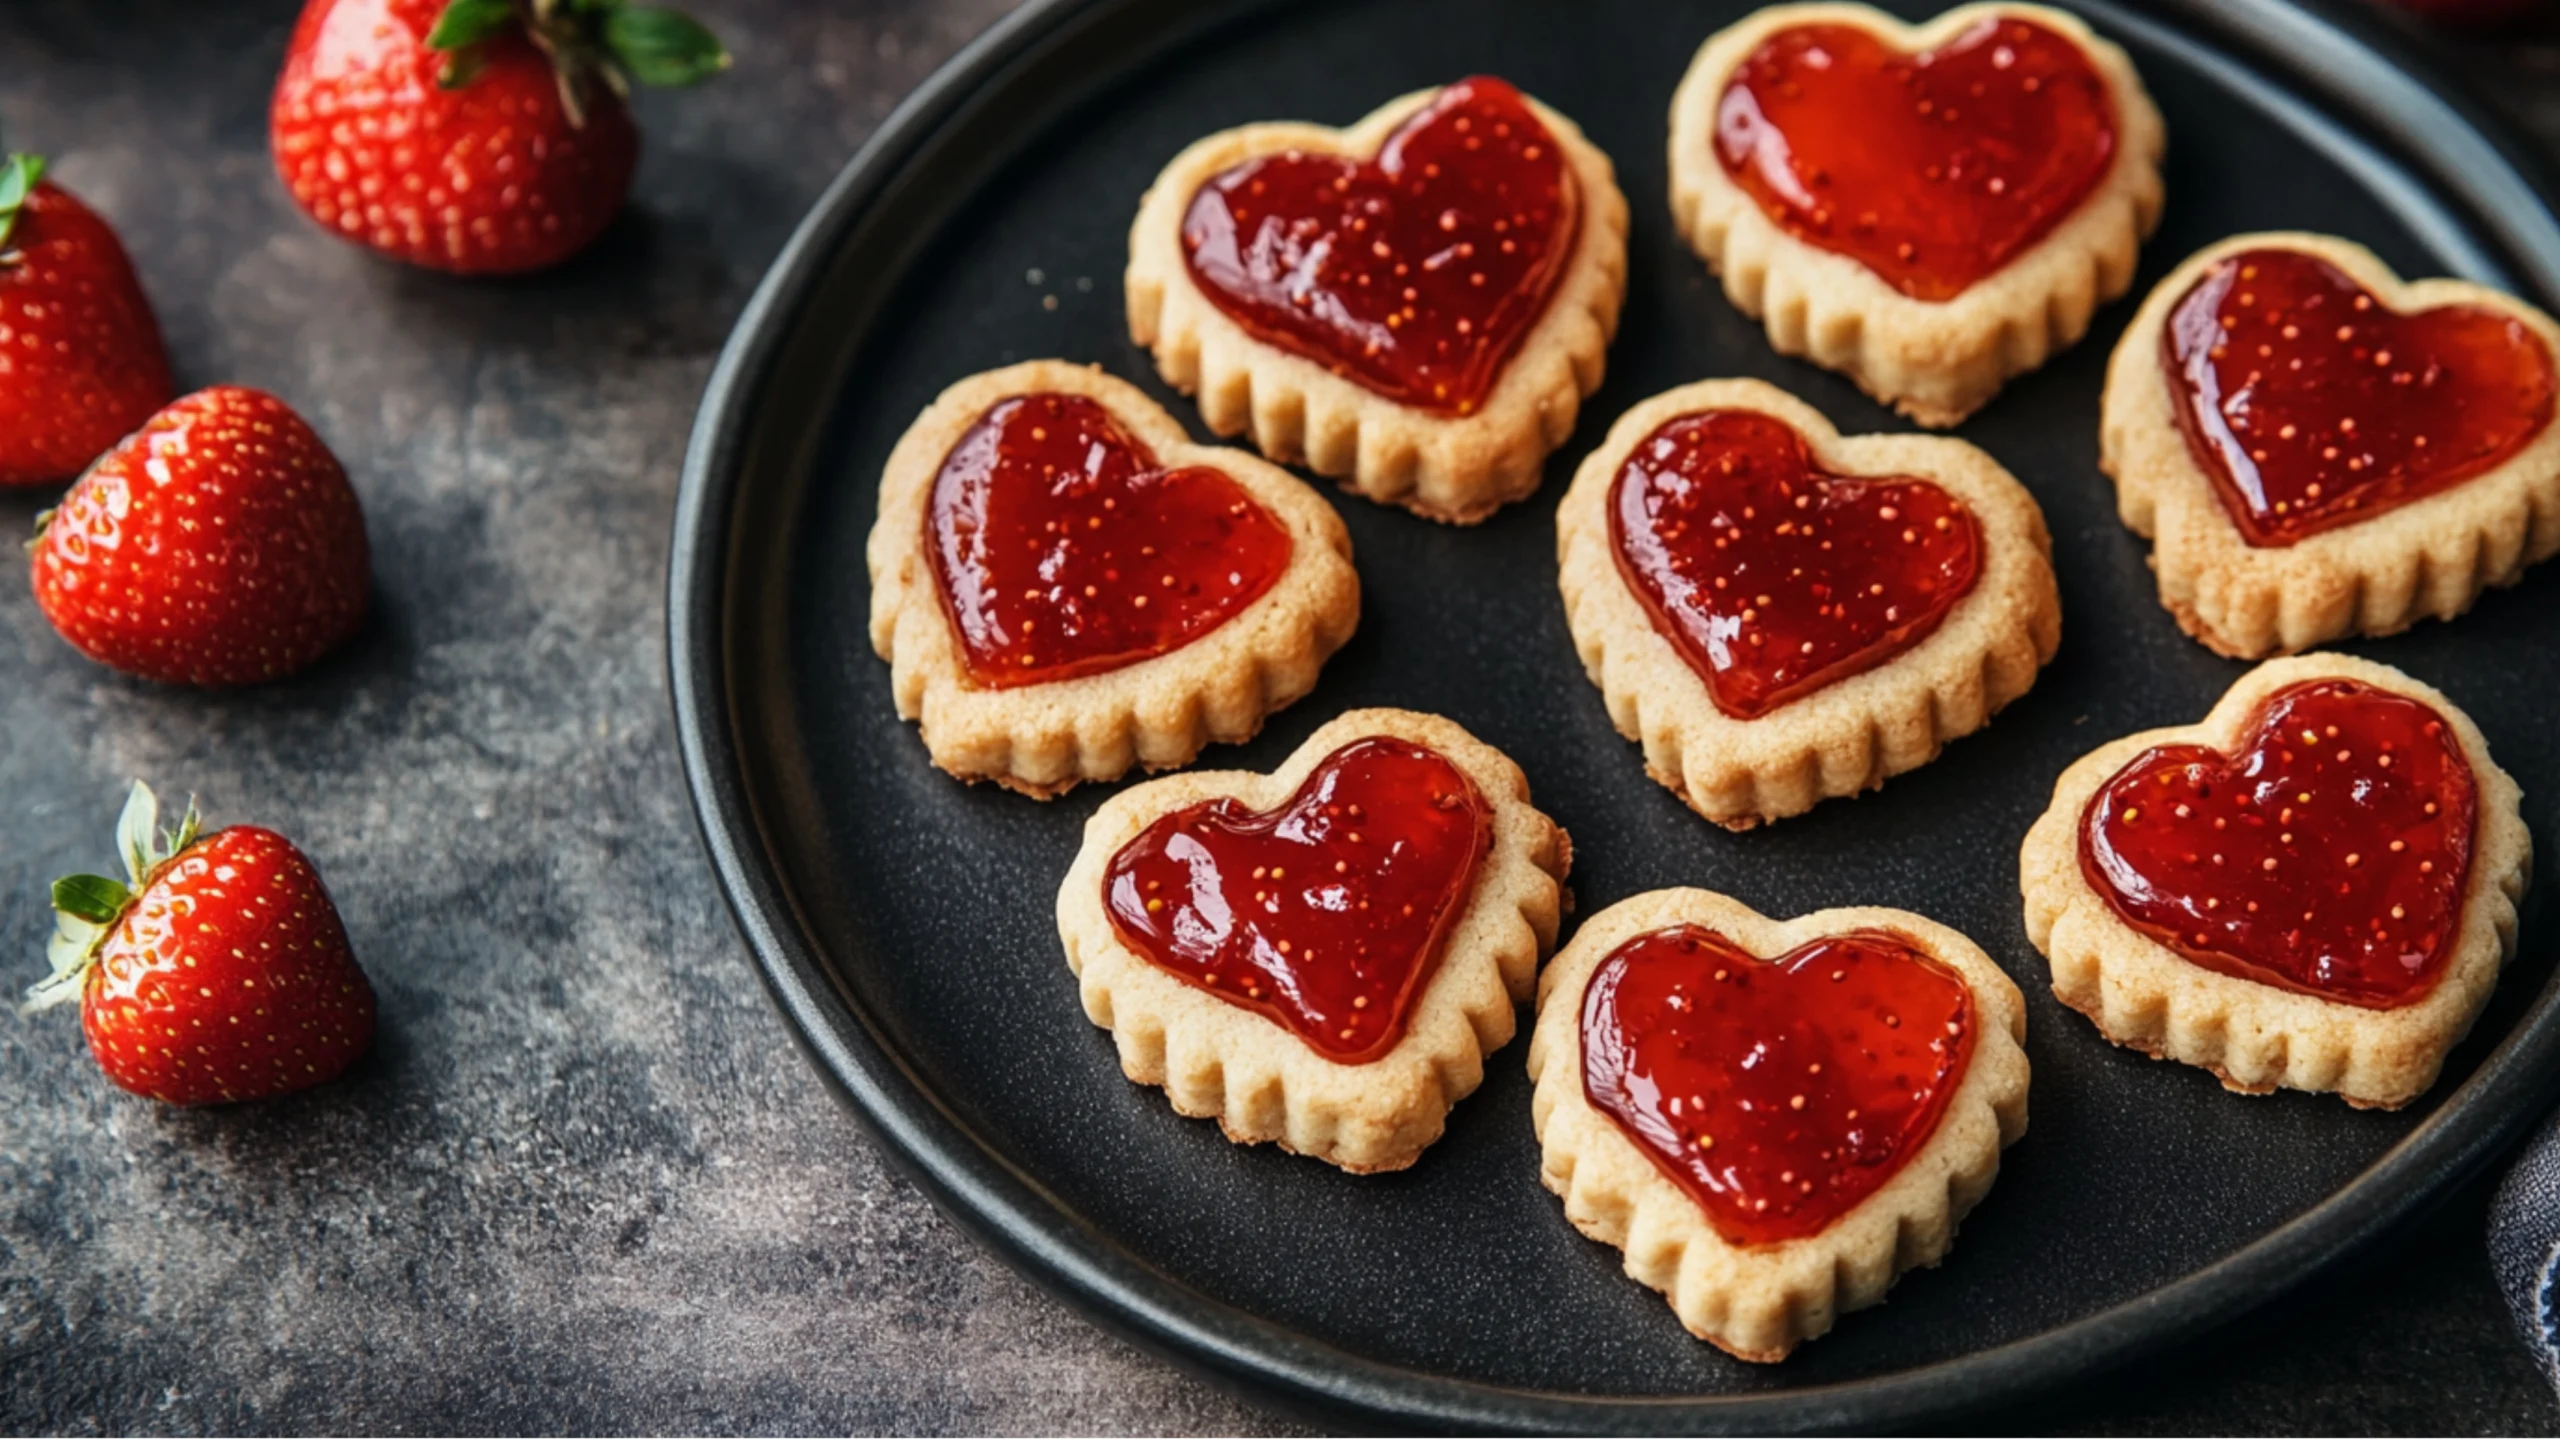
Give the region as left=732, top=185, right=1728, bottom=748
left=0, top=1, right=2554, bottom=1432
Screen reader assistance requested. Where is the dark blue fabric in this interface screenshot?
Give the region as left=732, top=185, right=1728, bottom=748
left=2490, top=1106, right=2560, bottom=1394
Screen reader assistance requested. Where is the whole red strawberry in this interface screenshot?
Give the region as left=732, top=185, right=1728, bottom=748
left=30, top=386, right=370, bottom=686
left=0, top=140, right=174, bottom=486
left=270, top=0, right=729, bottom=275
left=23, top=783, right=376, bottom=1106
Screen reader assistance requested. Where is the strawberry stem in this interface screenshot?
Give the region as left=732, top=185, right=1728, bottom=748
left=427, top=0, right=730, bottom=124
left=0, top=144, right=46, bottom=258
left=21, top=781, right=202, bottom=1017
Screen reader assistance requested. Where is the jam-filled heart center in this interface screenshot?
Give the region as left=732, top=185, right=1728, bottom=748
left=1181, top=75, right=1580, bottom=414
left=927, top=392, right=1294, bottom=688
left=2162, top=248, right=2556, bottom=545
left=2081, top=679, right=2478, bottom=1006
left=1104, top=736, right=1492, bottom=1064
left=1581, top=925, right=1975, bottom=1246
left=1714, top=16, right=2118, bottom=301
left=1610, top=408, right=1983, bottom=719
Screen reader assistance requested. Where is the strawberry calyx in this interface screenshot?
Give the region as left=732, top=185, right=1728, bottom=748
left=22, top=781, right=200, bottom=1015
left=0, top=138, right=47, bottom=261
left=428, top=0, right=732, bottom=128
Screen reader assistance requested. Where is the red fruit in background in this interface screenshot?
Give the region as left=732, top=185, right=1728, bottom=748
left=30, top=386, right=371, bottom=686
left=269, top=0, right=730, bottom=275
left=24, top=783, right=376, bottom=1107
left=0, top=145, right=174, bottom=486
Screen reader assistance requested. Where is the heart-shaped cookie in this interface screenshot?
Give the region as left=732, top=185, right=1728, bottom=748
left=1611, top=407, right=1982, bottom=720
left=1059, top=709, right=1567, bottom=1173
left=2102, top=233, right=2560, bottom=657
left=1557, top=378, right=2058, bottom=829
left=929, top=392, right=1294, bottom=688
left=1529, top=888, right=2028, bottom=1361
left=1180, top=76, right=1577, bottom=416
left=1581, top=924, right=1975, bottom=1245
left=1104, top=736, right=1490, bottom=1064
left=1128, top=78, right=1630, bottom=522
left=1670, top=3, right=2165, bottom=427
left=869, top=361, right=1359, bottom=796
left=2022, top=654, right=2531, bottom=1108
left=2163, top=248, right=2556, bottom=546
left=1712, top=14, right=2114, bottom=302
left=2081, top=678, right=2476, bottom=1007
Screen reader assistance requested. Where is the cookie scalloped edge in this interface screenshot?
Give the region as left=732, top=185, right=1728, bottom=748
left=1125, top=85, right=1631, bottom=524
left=2098, top=231, right=2560, bottom=658
left=867, top=360, right=1361, bottom=797
left=1668, top=1, right=2166, bottom=429
left=1556, top=376, right=2061, bottom=829
left=2019, top=652, right=2532, bottom=1109
left=1057, top=708, right=1570, bottom=1173
left=1527, top=887, right=2030, bottom=1362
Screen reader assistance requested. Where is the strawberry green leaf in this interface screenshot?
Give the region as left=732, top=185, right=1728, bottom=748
left=51, top=875, right=130, bottom=926
left=427, top=0, right=519, bottom=51
left=603, top=8, right=732, bottom=88
left=20, top=927, right=95, bottom=1014
left=0, top=151, right=47, bottom=254
left=24, top=881, right=113, bottom=1017
left=116, top=781, right=161, bottom=885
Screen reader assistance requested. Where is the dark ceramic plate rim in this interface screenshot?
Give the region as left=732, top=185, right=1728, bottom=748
left=670, top=1, right=2560, bottom=1429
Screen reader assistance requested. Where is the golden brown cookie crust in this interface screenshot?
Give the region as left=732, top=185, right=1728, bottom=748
left=2099, top=232, right=2560, bottom=658
left=1556, top=377, right=2061, bottom=829
left=1057, top=708, right=1570, bottom=1173
left=867, top=361, right=1360, bottom=797
left=1528, top=887, right=2030, bottom=1362
left=1668, top=2, right=2166, bottom=428
left=1126, top=85, right=1631, bottom=524
left=2019, top=653, right=2531, bottom=1109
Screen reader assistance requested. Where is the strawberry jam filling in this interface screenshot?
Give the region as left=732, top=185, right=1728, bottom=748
left=2162, top=248, right=2557, bottom=545
left=1714, top=17, right=2116, bottom=301
left=1610, top=408, right=1982, bottom=719
left=1581, top=925, right=1974, bottom=1246
left=1104, top=737, right=1491, bottom=1065
left=926, top=392, right=1292, bottom=689
left=1180, top=76, right=1579, bottom=414
left=2080, top=680, right=2477, bottom=1007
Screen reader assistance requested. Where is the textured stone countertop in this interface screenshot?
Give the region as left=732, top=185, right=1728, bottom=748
left=4, top=2, right=2560, bottom=1433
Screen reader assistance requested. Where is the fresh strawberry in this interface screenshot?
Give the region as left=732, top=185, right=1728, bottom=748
left=24, top=783, right=376, bottom=1106
left=29, top=386, right=370, bottom=687
left=0, top=137, right=174, bottom=486
left=269, top=0, right=730, bottom=275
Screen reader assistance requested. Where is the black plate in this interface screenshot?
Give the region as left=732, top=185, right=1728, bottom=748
left=670, top=0, right=2560, bottom=1429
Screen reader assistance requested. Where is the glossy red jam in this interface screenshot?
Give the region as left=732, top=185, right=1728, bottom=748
left=1103, top=737, right=1491, bottom=1064
left=2081, top=680, right=2477, bottom=1007
left=2163, top=248, right=2557, bottom=546
left=926, top=393, right=1292, bottom=688
left=1581, top=925, right=1974, bottom=1246
left=1610, top=408, right=1982, bottom=719
left=1181, top=76, right=1579, bottom=414
left=1715, top=18, right=2116, bottom=301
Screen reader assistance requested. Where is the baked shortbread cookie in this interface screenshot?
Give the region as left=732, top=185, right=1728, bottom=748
left=1529, top=887, right=2028, bottom=1361
left=1126, top=75, right=1630, bottom=523
left=1057, top=708, right=1568, bottom=1173
left=868, top=361, right=1359, bottom=796
left=1557, top=377, right=2060, bottom=829
left=1669, top=3, right=2166, bottom=427
left=2100, top=232, right=2560, bottom=658
left=2021, top=653, right=2530, bottom=1109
